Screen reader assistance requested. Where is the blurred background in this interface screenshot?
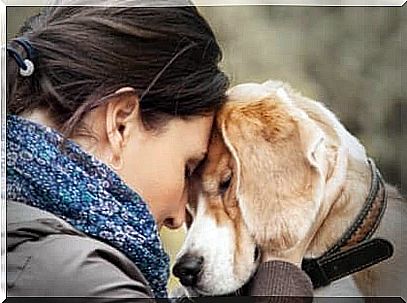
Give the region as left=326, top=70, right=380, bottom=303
left=7, top=5, right=406, bottom=290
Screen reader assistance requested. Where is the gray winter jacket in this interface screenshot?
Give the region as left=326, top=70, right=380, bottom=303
left=7, top=200, right=313, bottom=302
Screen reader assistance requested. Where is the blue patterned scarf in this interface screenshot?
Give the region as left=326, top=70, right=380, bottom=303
left=6, top=114, right=170, bottom=298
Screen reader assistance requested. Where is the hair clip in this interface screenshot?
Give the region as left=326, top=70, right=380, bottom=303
left=7, top=37, right=36, bottom=77
left=13, top=37, right=37, bottom=60
left=7, top=47, right=35, bottom=77
left=19, top=58, right=35, bottom=77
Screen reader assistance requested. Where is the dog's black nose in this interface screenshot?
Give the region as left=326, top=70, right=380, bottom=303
left=172, top=254, right=204, bottom=287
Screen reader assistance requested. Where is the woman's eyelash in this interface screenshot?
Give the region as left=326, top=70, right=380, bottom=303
left=185, top=165, right=193, bottom=178
left=185, top=162, right=200, bottom=179
left=185, top=156, right=206, bottom=179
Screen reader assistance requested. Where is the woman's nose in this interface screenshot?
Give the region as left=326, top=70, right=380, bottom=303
left=163, top=213, right=185, bottom=230
left=163, top=190, right=188, bottom=229
left=163, top=207, right=186, bottom=230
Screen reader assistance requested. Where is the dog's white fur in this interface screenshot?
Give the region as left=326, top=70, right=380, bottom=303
left=177, top=193, right=258, bottom=296
left=175, top=80, right=406, bottom=299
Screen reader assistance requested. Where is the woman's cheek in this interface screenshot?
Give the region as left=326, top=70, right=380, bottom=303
left=169, top=173, right=186, bottom=211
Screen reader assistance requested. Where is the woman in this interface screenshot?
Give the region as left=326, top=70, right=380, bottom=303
left=6, top=1, right=314, bottom=301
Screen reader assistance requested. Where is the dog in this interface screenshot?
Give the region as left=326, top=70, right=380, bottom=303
left=172, top=80, right=406, bottom=299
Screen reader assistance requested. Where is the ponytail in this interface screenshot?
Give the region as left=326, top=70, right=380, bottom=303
left=6, top=48, right=19, bottom=109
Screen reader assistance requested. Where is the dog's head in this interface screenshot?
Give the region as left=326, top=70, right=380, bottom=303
left=173, top=82, right=347, bottom=296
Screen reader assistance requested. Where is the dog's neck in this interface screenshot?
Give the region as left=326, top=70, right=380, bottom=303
left=306, top=155, right=373, bottom=258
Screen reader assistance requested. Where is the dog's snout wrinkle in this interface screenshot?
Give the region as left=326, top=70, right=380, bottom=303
left=173, top=254, right=204, bottom=287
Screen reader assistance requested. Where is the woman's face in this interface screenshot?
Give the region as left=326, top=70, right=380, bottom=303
left=76, top=89, right=213, bottom=230
left=119, top=115, right=213, bottom=230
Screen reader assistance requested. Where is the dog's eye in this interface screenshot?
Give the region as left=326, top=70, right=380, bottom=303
left=219, top=175, right=232, bottom=195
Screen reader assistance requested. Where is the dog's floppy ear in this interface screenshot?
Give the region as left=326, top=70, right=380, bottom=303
left=218, top=97, right=327, bottom=252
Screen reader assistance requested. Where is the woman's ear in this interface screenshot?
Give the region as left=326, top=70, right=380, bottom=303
left=105, top=87, right=139, bottom=170
left=217, top=97, right=327, bottom=253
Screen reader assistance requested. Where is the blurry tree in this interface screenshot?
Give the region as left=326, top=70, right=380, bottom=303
left=199, top=5, right=406, bottom=195
left=7, top=7, right=41, bottom=40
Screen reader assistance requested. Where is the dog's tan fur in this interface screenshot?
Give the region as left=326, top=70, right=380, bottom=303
left=183, top=80, right=406, bottom=298
left=188, top=129, right=255, bottom=280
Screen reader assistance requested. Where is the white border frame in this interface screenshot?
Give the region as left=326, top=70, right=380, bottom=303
left=0, top=1, right=405, bottom=302
left=1, top=0, right=6, bottom=301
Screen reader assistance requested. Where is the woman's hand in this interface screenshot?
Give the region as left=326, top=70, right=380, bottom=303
left=260, top=239, right=310, bottom=268
left=259, top=201, right=333, bottom=268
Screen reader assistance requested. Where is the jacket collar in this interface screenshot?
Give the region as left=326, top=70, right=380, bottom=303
left=301, top=158, right=393, bottom=288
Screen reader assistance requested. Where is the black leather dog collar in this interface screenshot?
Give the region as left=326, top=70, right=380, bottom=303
left=302, top=158, right=394, bottom=289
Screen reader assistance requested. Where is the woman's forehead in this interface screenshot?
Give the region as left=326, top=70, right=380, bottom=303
left=184, top=115, right=214, bottom=149
left=162, top=115, right=213, bottom=153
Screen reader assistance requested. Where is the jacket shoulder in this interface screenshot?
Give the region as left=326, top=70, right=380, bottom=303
left=7, top=201, right=155, bottom=299
left=9, top=233, right=155, bottom=299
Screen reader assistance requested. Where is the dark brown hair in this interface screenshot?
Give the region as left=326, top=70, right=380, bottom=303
left=7, top=1, right=229, bottom=138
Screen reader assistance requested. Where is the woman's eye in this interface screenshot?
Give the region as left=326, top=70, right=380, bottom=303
left=219, top=175, right=232, bottom=195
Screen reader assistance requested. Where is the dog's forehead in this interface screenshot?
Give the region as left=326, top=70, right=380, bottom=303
left=226, top=81, right=292, bottom=108
left=226, top=83, right=270, bottom=102
left=187, top=132, right=231, bottom=213
left=202, top=132, right=231, bottom=183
